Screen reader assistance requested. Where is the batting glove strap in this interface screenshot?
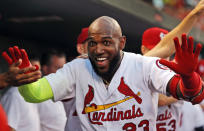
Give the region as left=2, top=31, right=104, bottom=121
left=179, top=72, right=202, bottom=97
left=191, top=85, right=204, bottom=104
left=169, top=75, right=180, bottom=99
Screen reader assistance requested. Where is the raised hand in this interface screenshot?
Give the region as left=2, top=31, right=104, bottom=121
left=2, top=46, right=31, bottom=67
left=0, top=46, right=41, bottom=88
left=159, top=34, right=202, bottom=77
left=2, top=46, right=39, bottom=72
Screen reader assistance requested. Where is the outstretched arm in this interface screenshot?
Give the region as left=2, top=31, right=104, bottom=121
left=158, top=94, right=178, bottom=107
left=145, top=0, right=204, bottom=58
left=160, top=34, right=203, bottom=104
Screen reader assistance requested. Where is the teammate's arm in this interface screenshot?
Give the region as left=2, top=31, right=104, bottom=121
left=9, top=127, right=15, bottom=131
left=145, top=0, right=204, bottom=58
left=0, top=60, right=41, bottom=89
left=158, top=94, right=178, bottom=107
left=162, top=35, right=203, bottom=104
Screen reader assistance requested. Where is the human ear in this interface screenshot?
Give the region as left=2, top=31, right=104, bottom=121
left=119, top=36, right=126, bottom=50
left=141, top=45, right=150, bottom=55
left=76, top=44, right=84, bottom=55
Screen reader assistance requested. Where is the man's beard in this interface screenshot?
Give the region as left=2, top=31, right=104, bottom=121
left=89, top=51, right=121, bottom=79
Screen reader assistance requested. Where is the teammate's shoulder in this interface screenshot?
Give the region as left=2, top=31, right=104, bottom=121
left=4, top=87, right=18, bottom=95
left=64, top=58, right=89, bottom=66
left=142, top=55, right=159, bottom=60
left=124, top=52, right=142, bottom=59
left=124, top=52, right=159, bottom=62
left=62, top=58, right=90, bottom=71
left=1, top=87, right=21, bottom=100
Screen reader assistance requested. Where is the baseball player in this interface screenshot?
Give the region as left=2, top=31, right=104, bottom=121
left=141, top=27, right=184, bottom=131
left=1, top=53, right=41, bottom=131
left=0, top=51, right=40, bottom=131
left=177, top=101, right=204, bottom=131
left=3, top=15, right=204, bottom=131
left=76, top=27, right=89, bottom=56
left=2, top=1, right=204, bottom=130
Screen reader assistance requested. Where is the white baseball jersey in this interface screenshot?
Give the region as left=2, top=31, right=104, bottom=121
left=37, top=100, right=67, bottom=131
left=156, top=101, right=183, bottom=131
left=201, top=100, right=204, bottom=116
left=64, top=98, right=82, bottom=131
left=177, top=101, right=204, bottom=131
left=1, top=87, right=40, bottom=131
left=46, top=52, right=175, bottom=131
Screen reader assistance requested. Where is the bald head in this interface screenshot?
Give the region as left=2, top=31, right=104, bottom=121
left=89, top=16, right=122, bottom=37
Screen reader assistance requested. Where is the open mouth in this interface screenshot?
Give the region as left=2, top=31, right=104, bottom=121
left=95, top=57, right=108, bottom=67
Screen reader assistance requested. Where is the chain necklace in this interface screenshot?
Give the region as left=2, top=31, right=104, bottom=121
left=103, top=79, right=110, bottom=86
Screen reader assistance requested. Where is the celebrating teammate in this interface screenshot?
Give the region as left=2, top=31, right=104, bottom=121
left=141, top=27, right=185, bottom=131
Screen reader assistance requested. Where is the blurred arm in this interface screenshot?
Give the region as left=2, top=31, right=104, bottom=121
left=0, top=73, right=9, bottom=89
left=9, top=127, right=15, bottom=131
left=145, top=0, right=204, bottom=58
left=158, top=94, right=178, bottom=107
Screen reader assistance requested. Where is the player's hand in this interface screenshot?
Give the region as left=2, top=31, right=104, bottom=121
left=159, top=34, right=202, bottom=77
left=2, top=46, right=39, bottom=72
left=4, top=60, right=41, bottom=87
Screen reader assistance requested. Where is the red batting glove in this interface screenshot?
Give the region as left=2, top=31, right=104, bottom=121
left=159, top=34, right=202, bottom=77
left=2, top=46, right=39, bottom=72
left=159, top=34, right=203, bottom=100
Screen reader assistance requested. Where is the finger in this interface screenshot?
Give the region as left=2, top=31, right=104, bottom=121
left=18, top=78, right=39, bottom=85
left=174, top=55, right=178, bottom=63
left=21, top=49, right=30, bottom=66
left=181, top=34, right=188, bottom=51
left=174, top=37, right=181, bottom=55
left=34, top=65, right=39, bottom=71
left=194, top=43, right=202, bottom=59
left=188, top=36, right=194, bottom=53
left=2, top=52, right=13, bottom=65
left=14, top=46, right=22, bottom=59
left=17, top=66, right=37, bottom=74
left=17, top=70, right=41, bottom=80
left=159, top=59, right=178, bottom=72
left=10, top=59, right=22, bottom=67
left=9, top=47, right=17, bottom=62
left=17, top=74, right=41, bottom=85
